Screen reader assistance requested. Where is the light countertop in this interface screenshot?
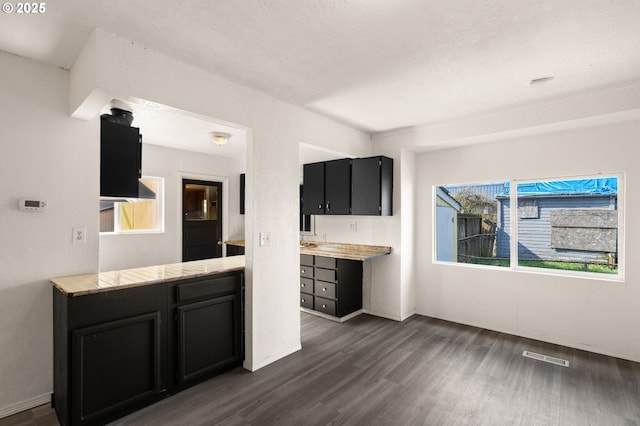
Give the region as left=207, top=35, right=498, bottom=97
left=51, top=256, right=245, bottom=297
left=224, top=240, right=391, bottom=261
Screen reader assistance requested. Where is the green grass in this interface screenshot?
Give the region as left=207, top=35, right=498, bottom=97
left=470, top=258, right=617, bottom=274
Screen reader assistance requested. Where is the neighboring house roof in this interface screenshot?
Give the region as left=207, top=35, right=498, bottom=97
left=436, top=187, right=461, bottom=211
left=498, top=178, right=617, bottom=198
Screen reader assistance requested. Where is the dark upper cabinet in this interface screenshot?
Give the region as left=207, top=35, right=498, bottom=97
left=100, top=118, right=142, bottom=198
left=303, top=156, right=393, bottom=216
left=240, top=173, right=245, bottom=214
left=302, top=162, right=325, bottom=215
left=351, top=156, right=393, bottom=216
left=324, top=159, right=351, bottom=215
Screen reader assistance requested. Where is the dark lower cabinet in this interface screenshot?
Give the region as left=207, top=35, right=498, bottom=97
left=53, top=271, right=243, bottom=426
left=169, top=273, right=243, bottom=390
left=299, top=254, right=363, bottom=319
left=71, top=312, right=162, bottom=425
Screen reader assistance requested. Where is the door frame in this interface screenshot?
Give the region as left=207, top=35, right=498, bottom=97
left=180, top=173, right=229, bottom=259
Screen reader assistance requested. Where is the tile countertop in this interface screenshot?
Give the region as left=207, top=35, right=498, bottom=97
left=51, top=255, right=245, bottom=297
left=225, top=240, right=392, bottom=261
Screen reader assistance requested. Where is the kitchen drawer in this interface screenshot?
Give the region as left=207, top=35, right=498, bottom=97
left=300, top=277, right=313, bottom=292
left=176, top=275, right=238, bottom=303
left=315, top=256, right=336, bottom=269
left=315, top=268, right=336, bottom=283
left=300, top=266, right=314, bottom=278
left=300, top=293, right=314, bottom=309
left=315, top=296, right=336, bottom=316
left=314, top=281, right=336, bottom=299
left=300, top=254, right=314, bottom=266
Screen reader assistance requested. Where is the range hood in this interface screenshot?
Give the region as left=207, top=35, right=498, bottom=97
left=100, top=108, right=155, bottom=201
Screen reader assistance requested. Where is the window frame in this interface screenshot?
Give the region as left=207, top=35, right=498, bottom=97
left=433, top=173, right=624, bottom=282
left=100, top=176, right=165, bottom=235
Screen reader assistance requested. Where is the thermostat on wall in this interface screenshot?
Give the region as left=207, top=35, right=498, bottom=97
left=19, top=199, right=47, bottom=212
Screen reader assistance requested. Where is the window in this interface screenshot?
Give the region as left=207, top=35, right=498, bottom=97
left=100, top=177, right=164, bottom=233
left=435, top=175, right=622, bottom=279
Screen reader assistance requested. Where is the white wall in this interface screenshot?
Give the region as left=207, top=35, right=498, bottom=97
left=412, top=119, right=640, bottom=362
left=0, top=29, right=371, bottom=417
left=68, top=29, right=371, bottom=374
left=0, top=52, right=99, bottom=417
left=99, top=144, right=244, bottom=271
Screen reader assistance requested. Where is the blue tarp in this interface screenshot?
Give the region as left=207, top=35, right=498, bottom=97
left=500, top=178, right=617, bottom=197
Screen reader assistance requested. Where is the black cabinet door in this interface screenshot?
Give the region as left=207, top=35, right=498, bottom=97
left=177, top=293, right=241, bottom=385
left=325, top=159, right=351, bottom=215
left=100, top=118, right=141, bottom=198
left=303, top=162, right=325, bottom=214
left=71, top=312, right=162, bottom=425
left=351, top=156, right=393, bottom=216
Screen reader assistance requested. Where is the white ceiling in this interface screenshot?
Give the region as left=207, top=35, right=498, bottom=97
left=2, top=1, right=640, bottom=157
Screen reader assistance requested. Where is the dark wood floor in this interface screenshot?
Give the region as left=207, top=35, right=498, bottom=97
left=3, top=312, right=640, bottom=425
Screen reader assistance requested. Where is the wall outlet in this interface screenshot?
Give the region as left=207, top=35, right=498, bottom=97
left=259, top=232, right=271, bottom=247
left=348, top=222, right=357, bottom=231
left=72, top=227, right=86, bottom=244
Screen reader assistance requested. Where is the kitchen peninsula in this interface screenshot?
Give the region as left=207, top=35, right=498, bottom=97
left=51, top=257, right=244, bottom=426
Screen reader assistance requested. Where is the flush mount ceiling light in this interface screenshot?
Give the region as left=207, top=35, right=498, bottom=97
left=210, top=132, right=231, bottom=146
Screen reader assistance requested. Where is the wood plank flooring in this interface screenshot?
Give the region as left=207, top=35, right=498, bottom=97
left=2, top=313, right=639, bottom=425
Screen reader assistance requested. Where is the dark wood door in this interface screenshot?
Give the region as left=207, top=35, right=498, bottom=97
left=182, top=179, right=223, bottom=261
left=176, top=293, right=241, bottom=385
left=71, top=312, right=162, bottom=425
left=325, top=158, right=351, bottom=215
left=303, top=162, right=325, bottom=215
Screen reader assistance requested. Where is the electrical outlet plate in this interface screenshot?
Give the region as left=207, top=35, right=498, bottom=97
left=72, top=227, right=86, bottom=244
left=348, top=222, right=357, bottom=231
left=259, top=232, right=271, bottom=247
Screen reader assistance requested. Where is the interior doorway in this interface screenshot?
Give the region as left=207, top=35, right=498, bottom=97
left=182, top=179, right=223, bottom=261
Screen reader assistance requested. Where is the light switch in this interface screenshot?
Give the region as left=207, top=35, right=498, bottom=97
left=259, top=232, right=271, bottom=247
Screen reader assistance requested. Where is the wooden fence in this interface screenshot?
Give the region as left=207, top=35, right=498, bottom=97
left=457, top=214, right=496, bottom=262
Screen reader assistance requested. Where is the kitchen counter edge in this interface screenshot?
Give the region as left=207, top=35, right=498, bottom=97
left=51, top=256, right=245, bottom=297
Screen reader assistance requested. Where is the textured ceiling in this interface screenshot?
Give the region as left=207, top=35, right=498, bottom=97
left=1, top=0, right=640, bottom=136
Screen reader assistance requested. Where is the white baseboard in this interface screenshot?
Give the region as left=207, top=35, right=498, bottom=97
left=0, top=393, right=51, bottom=419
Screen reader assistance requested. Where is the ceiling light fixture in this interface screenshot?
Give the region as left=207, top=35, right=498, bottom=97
left=210, top=132, right=231, bottom=146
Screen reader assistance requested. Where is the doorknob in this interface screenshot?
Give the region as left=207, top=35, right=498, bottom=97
left=217, top=240, right=223, bottom=246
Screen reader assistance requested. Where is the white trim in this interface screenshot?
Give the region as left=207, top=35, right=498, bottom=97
left=0, top=393, right=51, bottom=419
left=301, top=307, right=363, bottom=323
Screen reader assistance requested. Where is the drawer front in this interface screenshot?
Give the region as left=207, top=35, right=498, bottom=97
left=300, top=266, right=314, bottom=278
left=314, top=281, right=336, bottom=299
left=315, top=297, right=336, bottom=316
left=176, top=274, right=238, bottom=303
left=300, top=293, right=314, bottom=309
left=300, top=254, right=314, bottom=266
left=315, top=268, right=336, bottom=283
left=300, top=277, right=313, bottom=292
left=315, top=256, right=336, bottom=269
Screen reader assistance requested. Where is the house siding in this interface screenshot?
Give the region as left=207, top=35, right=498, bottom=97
left=496, top=195, right=617, bottom=262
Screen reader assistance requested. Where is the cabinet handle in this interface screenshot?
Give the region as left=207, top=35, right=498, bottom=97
left=322, top=304, right=327, bottom=308
left=301, top=283, right=305, bottom=287
left=326, top=202, right=330, bottom=211
left=318, top=204, right=322, bottom=209
left=301, top=269, right=305, bottom=273
left=322, top=287, right=326, bottom=292
left=302, top=298, right=305, bottom=303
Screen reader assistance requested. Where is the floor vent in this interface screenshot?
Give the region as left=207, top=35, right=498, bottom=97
left=522, top=350, right=569, bottom=367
